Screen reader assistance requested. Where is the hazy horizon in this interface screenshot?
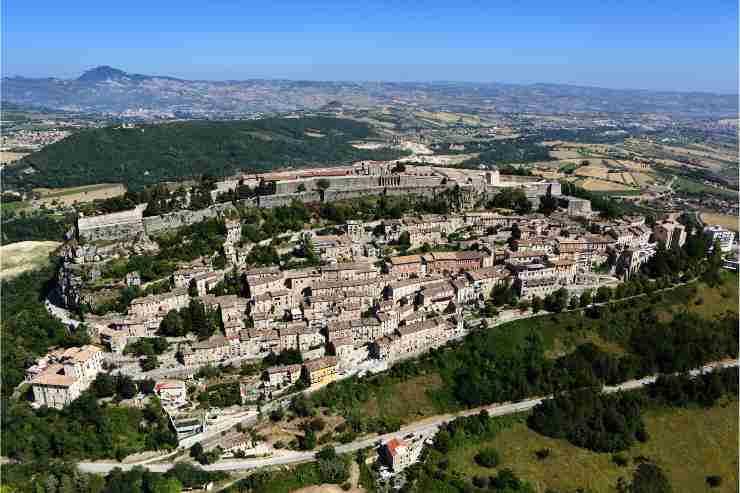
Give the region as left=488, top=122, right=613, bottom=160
left=3, top=0, right=738, bottom=94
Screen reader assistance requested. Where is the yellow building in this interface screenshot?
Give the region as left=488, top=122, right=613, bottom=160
left=303, top=356, right=338, bottom=386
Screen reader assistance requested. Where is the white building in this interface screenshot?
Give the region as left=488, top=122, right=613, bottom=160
left=30, top=346, right=104, bottom=409
left=703, top=225, right=735, bottom=253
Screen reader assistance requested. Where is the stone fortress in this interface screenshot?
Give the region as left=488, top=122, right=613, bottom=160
left=75, top=161, right=564, bottom=243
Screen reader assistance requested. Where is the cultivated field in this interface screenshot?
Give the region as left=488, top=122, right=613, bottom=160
left=448, top=399, right=739, bottom=493
left=32, top=183, right=125, bottom=206
left=414, top=110, right=485, bottom=126
left=700, top=212, right=739, bottom=232
left=574, top=165, right=610, bottom=179
left=0, top=240, right=61, bottom=280
left=576, top=177, right=637, bottom=192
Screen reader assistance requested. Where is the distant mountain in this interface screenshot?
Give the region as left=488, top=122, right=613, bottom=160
left=77, top=65, right=130, bottom=82
left=1, top=66, right=737, bottom=118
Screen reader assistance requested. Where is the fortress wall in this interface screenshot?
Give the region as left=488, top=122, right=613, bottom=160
left=323, top=187, right=385, bottom=202
left=143, top=203, right=236, bottom=235
left=77, top=207, right=145, bottom=242
left=258, top=191, right=322, bottom=209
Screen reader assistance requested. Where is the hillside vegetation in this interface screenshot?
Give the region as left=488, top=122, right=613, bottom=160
left=5, top=117, right=406, bottom=190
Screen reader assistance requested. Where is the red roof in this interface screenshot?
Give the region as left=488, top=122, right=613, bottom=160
left=386, top=438, right=408, bottom=457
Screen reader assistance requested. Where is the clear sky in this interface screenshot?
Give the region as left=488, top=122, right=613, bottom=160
left=2, top=0, right=738, bottom=93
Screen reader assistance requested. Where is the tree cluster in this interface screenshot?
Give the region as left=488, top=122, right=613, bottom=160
left=528, top=388, right=646, bottom=453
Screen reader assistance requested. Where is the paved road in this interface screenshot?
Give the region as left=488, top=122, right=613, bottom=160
left=77, top=359, right=738, bottom=474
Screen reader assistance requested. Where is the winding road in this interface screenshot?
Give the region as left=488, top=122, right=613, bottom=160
left=77, top=359, right=738, bottom=475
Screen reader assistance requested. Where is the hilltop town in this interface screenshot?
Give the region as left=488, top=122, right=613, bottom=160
left=16, top=157, right=736, bottom=482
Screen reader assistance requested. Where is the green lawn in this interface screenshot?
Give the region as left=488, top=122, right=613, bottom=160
left=447, top=399, right=738, bottom=493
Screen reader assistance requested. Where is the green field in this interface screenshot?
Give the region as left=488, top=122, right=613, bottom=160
left=446, top=399, right=738, bottom=493
left=361, top=373, right=446, bottom=423
left=673, top=176, right=738, bottom=200
left=658, top=271, right=738, bottom=321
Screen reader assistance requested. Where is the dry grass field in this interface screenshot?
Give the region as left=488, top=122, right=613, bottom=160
left=0, top=151, right=29, bottom=164
left=577, top=178, right=636, bottom=192
left=574, top=165, right=610, bottom=179
left=631, top=172, right=655, bottom=187
left=448, top=399, right=738, bottom=493
left=0, top=240, right=61, bottom=280
left=700, top=212, right=739, bottom=232
left=32, top=183, right=126, bottom=206
left=414, top=110, right=484, bottom=126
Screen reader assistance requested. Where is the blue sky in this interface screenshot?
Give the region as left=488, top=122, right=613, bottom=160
left=2, top=0, right=738, bottom=93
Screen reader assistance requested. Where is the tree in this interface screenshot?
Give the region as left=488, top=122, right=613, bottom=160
left=475, top=447, right=501, bottom=467
left=141, top=355, right=159, bottom=372
left=300, top=428, right=317, bottom=450
left=398, top=231, right=411, bottom=250
left=538, top=188, right=558, bottom=216
left=116, top=375, right=137, bottom=399
left=508, top=223, right=522, bottom=248
left=595, top=286, right=613, bottom=303
left=159, top=310, right=185, bottom=337
left=188, top=279, right=199, bottom=297
left=92, top=373, right=116, bottom=398
left=545, top=288, right=569, bottom=313
left=630, top=463, right=672, bottom=493
left=372, top=223, right=386, bottom=237
left=531, top=296, right=544, bottom=314
left=579, top=289, right=593, bottom=307
left=189, top=443, right=204, bottom=459
left=296, top=183, right=307, bottom=193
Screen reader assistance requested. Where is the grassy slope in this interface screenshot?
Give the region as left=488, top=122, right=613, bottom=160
left=446, top=399, right=738, bottom=493
left=0, top=240, right=60, bottom=280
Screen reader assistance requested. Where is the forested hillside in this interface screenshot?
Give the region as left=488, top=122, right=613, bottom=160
left=5, top=117, right=406, bottom=190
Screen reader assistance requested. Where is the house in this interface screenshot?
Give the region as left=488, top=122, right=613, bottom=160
left=386, top=255, right=424, bottom=278
left=465, top=266, right=510, bottom=299
left=382, top=438, right=415, bottom=472
left=155, top=379, right=188, bottom=406
left=180, top=335, right=229, bottom=365
left=265, top=364, right=303, bottom=389
left=218, top=432, right=253, bottom=458
left=703, top=225, right=735, bottom=253
left=422, top=251, right=488, bottom=273
left=303, top=356, right=338, bottom=386
left=654, top=221, right=687, bottom=249
left=30, top=345, right=104, bottom=409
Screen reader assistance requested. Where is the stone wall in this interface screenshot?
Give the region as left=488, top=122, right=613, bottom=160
left=323, top=187, right=386, bottom=202
left=257, top=191, right=322, bottom=209
left=77, top=207, right=145, bottom=242
left=143, top=203, right=236, bottom=235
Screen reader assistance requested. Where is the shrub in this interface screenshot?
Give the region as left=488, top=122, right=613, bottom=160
left=636, top=429, right=650, bottom=443
left=472, top=476, right=488, bottom=488
left=475, top=447, right=501, bottom=468
left=612, top=453, right=629, bottom=467
left=706, top=475, right=722, bottom=488
left=341, top=483, right=352, bottom=491
left=535, top=448, right=551, bottom=460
